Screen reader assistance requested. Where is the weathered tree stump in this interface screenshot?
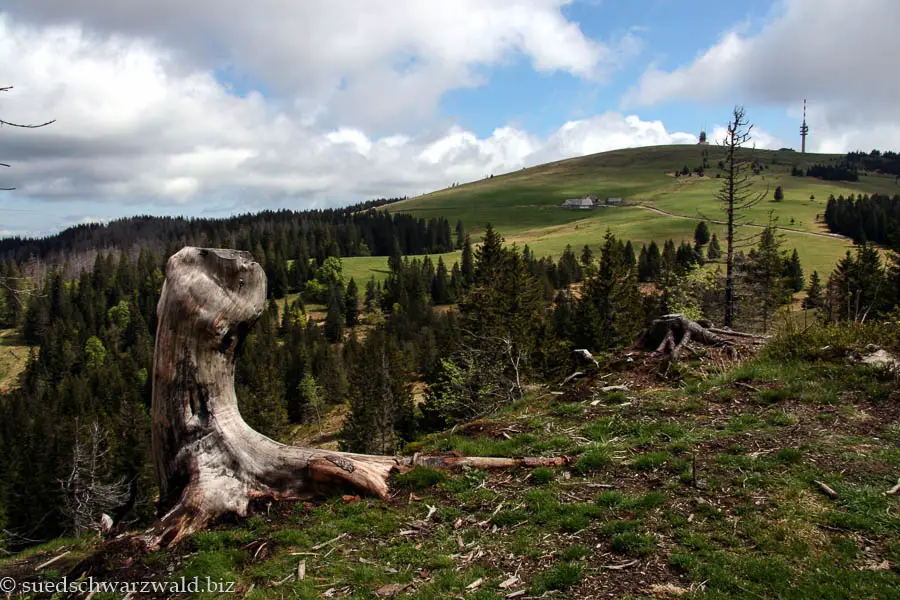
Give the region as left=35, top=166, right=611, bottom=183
left=634, top=313, right=735, bottom=359
left=145, top=247, right=565, bottom=548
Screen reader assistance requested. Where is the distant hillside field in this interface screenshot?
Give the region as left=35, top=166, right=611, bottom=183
left=389, top=145, right=898, bottom=277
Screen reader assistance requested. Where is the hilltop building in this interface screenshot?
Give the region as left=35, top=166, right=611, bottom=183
left=561, top=196, right=596, bottom=209
left=698, top=130, right=708, bottom=145
left=560, top=196, right=625, bottom=209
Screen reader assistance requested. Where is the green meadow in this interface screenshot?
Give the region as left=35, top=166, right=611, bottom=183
left=388, top=144, right=897, bottom=278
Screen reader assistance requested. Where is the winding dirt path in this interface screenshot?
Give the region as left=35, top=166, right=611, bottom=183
left=635, top=203, right=848, bottom=240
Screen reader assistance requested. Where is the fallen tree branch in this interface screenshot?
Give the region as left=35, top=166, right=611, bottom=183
left=707, top=328, right=768, bottom=340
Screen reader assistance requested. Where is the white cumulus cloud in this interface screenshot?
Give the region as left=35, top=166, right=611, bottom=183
left=0, top=6, right=684, bottom=235
left=622, top=0, right=900, bottom=153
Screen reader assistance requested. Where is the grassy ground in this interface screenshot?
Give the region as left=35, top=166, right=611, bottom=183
left=4, top=325, right=898, bottom=599
left=0, top=328, right=28, bottom=393
left=340, top=252, right=462, bottom=285
left=503, top=206, right=853, bottom=279
left=388, top=145, right=897, bottom=278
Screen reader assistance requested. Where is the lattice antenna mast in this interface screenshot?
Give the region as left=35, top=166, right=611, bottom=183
left=800, top=99, right=809, bottom=154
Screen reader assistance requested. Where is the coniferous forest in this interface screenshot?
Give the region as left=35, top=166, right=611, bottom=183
left=824, top=193, right=900, bottom=246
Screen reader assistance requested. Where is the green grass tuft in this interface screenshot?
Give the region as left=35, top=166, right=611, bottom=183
left=394, top=467, right=447, bottom=489
left=531, top=562, right=583, bottom=593
left=611, top=532, right=657, bottom=556
left=573, top=446, right=612, bottom=474
left=529, top=467, right=555, bottom=485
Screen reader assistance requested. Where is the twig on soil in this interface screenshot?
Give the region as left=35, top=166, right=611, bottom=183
left=312, top=532, right=348, bottom=551
left=814, top=480, right=839, bottom=499
left=35, top=550, right=70, bottom=572
left=561, top=371, right=585, bottom=386
left=466, top=577, right=484, bottom=590
left=601, top=559, right=638, bottom=570
left=252, top=542, right=267, bottom=561
left=599, top=385, right=629, bottom=393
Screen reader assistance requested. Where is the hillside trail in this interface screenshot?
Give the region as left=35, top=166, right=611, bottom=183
left=635, top=203, right=849, bottom=240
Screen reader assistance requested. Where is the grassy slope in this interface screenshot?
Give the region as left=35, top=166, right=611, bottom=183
left=341, top=252, right=462, bottom=285
left=389, top=145, right=898, bottom=278
left=4, top=327, right=897, bottom=599
left=0, top=329, right=28, bottom=393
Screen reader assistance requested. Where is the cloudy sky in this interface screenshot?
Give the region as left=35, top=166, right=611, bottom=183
left=1, top=0, right=897, bottom=236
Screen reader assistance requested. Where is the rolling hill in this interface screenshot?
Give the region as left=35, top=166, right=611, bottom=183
left=386, top=144, right=899, bottom=279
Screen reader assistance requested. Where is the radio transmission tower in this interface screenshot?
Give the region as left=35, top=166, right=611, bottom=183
left=800, top=99, right=809, bottom=154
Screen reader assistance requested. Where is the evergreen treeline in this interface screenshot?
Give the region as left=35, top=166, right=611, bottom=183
left=818, top=244, right=900, bottom=322
left=845, top=149, right=900, bottom=177
left=0, top=199, right=456, bottom=269
left=824, top=193, right=900, bottom=247
left=793, top=163, right=859, bottom=182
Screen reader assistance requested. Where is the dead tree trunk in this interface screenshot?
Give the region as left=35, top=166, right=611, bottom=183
left=146, top=248, right=564, bottom=548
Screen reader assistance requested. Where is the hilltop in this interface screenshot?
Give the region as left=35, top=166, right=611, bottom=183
left=388, top=145, right=899, bottom=278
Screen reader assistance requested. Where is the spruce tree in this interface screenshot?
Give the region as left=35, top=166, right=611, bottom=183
left=580, top=244, right=593, bottom=268
left=707, top=233, right=722, bottom=260
left=637, top=244, right=651, bottom=282
left=803, top=271, right=824, bottom=309
left=449, top=263, right=463, bottom=300
left=364, top=277, right=381, bottom=313
left=324, top=286, right=344, bottom=343
left=694, top=221, right=711, bottom=247
left=578, top=230, right=644, bottom=350
left=388, top=236, right=403, bottom=273
left=786, top=249, right=804, bottom=292
left=622, top=241, right=636, bottom=268
left=320, top=346, right=348, bottom=405
left=676, top=241, right=699, bottom=272
left=340, top=331, right=414, bottom=454
left=647, top=241, right=662, bottom=281
left=433, top=257, right=451, bottom=304
left=773, top=185, right=784, bottom=202
left=461, top=234, right=475, bottom=287
left=826, top=244, right=888, bottom=321
left=474, top=224, right=505, bottom=283
left=344, top=278, right=360, bottom=327
left=748, top=223, right=790, bottom=331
